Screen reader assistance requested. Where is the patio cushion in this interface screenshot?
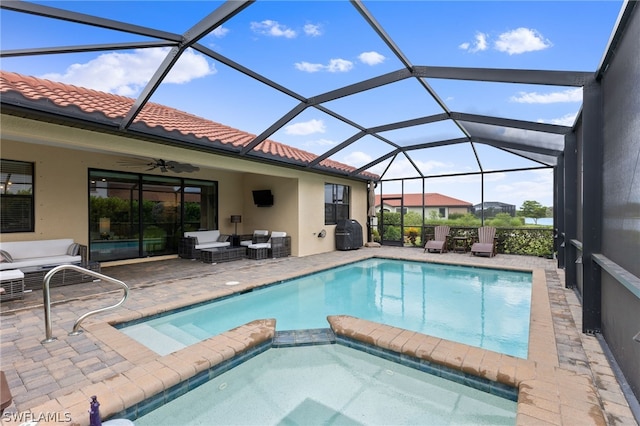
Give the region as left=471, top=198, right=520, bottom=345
left=0, top=239, right=83, bottom=271
left=241, top=230, right=269, bottom=246
left=66, top=243, right=81, bottom=256
left=185, top=230, right=220, bottom=244
left=0, top=250, right=13, bottom=263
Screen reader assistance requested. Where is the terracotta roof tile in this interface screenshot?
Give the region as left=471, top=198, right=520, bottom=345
left=1, top=71, right=378, bottom=180
left=375, top=193, right=472, bottom=207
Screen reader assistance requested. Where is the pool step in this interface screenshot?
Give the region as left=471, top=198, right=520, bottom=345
left=121, top=323, right=187, bottom=355
left=155, top=323, right=205, bottom=346
left=273, top=328, right=336, bottom=347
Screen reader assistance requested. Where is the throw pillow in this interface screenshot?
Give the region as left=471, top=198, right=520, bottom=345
left=0, top=249, right=13, bottom=263
left=66, top=243, right=80, bottom=256
left=217, top=234, right=229, bottom=242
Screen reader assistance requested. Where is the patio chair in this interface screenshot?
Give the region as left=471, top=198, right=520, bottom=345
left=423, top=225, right=450, bottom=253
left=240, top=230, right=270, bottom=247
left=247, top=231, right=291, bottom=259
left=470, top=226, right=497, bottom=257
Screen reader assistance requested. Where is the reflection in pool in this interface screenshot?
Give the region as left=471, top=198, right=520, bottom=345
left=120, top=258, right=532, bottom=358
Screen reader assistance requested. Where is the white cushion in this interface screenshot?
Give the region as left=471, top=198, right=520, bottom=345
left=248, top=243, right=270, bottom=249
left=241, top=230, right=270, bottom=246
left=0, top=239, right=75, bottom=260
left=0, top=269, right=24, bottom=279
left=0, top=255, right=82, bottom=271
left=270, top=231, right=287, bottom=239
left=184, top=230, right=220, bottom=244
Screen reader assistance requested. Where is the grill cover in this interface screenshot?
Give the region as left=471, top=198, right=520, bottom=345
left=335, top=219, right=363, bottom=250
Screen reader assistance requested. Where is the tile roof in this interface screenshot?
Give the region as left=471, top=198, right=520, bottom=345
left=0, top=71, right=377, bottom=180
left=375, top=193, right=472, bottom=207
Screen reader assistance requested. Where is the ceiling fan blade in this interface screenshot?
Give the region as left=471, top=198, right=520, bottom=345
left=117, top=158, right=198, bottom=173
left=168, top=161, right=200, bottom=173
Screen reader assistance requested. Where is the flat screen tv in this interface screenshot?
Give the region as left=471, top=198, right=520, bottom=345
left=252, top=190, right=273, bottom=207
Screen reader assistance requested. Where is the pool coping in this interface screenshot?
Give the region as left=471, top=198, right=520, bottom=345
left=9, top=256, right=606, bottom=426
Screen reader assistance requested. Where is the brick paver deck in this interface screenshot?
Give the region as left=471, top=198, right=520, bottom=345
left=0, top=247, right=637, bottom=425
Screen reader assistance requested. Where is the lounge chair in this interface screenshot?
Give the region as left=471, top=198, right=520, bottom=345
left=240, top=230, right=270, bottom=247
left=470, top=226, right=497, bottom=257
left=424, top=225, right=450, bottom=253
left=247, top=231, right=291, bottom=259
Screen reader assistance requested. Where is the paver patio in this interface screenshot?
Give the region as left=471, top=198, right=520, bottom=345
left=0, top=247, right=637, bottom=425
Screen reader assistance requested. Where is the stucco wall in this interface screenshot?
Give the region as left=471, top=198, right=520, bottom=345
left=0, top=115, right=368, bottom=258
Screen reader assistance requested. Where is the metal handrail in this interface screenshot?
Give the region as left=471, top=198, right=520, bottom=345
left=42, top=264, right=129, bottom=344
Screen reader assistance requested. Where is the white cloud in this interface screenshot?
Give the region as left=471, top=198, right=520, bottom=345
left=537, top=113, right=578, bottom=126
left=304, top=23, right=322, bottom=37
left=284, top=119, right=326, bottom=135
left=294, top=62, right=324, bottom=73
left=358, top=51, right=385, bottom=65
left=494, top=28, right=552, bottom=55
left=327, top=58, right=353, bottom=73
left=493, top=169, right=553, bottom=206
left=459, top=32, right=488, bottom=53
left=510, top=88, right=582, bottom=104
left=548, top=113, right=577, bottom=126
left=250, top=20, right=296, bottom=38
left=342, top=151, right=373, bottom=168
left=295, top=58, right=353, bottom=73
left=210, top=26, right=229, bottom=38
left=304, top=138, right=337, bottom=148
left=40, top=47, right=214, bottom=96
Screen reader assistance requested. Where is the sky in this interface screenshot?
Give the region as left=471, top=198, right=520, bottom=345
left=0, top=1, right=624, bottom=209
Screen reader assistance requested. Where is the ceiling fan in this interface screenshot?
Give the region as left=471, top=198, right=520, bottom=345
left=118, top=158, right=200, bottom=173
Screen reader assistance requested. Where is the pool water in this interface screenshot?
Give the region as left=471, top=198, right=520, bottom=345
left=120, top=258, right=532, bottom=357
left=133, top=344, right=517, bottom=425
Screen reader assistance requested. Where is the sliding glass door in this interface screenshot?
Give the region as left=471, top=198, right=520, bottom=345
left=89, top=170, right=217, bottom=262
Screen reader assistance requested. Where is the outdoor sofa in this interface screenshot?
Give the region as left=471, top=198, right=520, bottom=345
left=0, top=238, right=86, bottom=271
left=178, top=230, right=231, bottom=259
left=0, top=238, right=95, bottom=299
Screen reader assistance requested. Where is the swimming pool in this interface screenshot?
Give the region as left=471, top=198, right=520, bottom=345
left=120, top=258, right=532, bottom=358
left=130, top=342, right=517, bottom=425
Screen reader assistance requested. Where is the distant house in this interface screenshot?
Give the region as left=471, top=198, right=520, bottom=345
left=472, top=201, right=516, bottom=217
left=374, top=193, right=472, bottom=219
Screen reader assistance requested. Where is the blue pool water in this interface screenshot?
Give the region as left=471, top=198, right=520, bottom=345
left=133, top=344, right=517, bottom=425
left=120, top=258, right=532, bottom=358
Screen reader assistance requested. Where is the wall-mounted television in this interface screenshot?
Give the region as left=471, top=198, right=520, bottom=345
left=252, top=190, right=274, bottom=207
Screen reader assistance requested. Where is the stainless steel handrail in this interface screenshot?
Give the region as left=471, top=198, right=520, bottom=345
left=42, top=264, right=129, bottom=344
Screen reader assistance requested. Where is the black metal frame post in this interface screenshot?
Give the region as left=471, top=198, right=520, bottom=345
left=563, top=132, right=578, bottom=288
left=581, top=80, right=604, bottom=334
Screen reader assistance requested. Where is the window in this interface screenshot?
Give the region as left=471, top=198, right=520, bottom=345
left=325, top=183, right=350, bottom=224
left=439, top=207, right=446, bottom=218
left=1, top=160, right=34, bottom=233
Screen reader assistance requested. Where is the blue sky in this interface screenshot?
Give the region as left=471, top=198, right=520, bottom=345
left=0, top=1, right=624, bottom=209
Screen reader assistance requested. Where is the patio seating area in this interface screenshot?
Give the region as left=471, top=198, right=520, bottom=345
left=0, top=247, right=637, bottom=425
left=179, top=230, right=291, bottom=262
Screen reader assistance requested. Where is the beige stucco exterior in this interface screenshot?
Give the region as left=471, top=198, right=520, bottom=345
left=0, top=114, right=368, bottom=258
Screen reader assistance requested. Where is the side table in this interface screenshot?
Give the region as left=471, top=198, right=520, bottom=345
left=0, top=269, right=25, bottom=301
left=229, top=235, right=242, bottom=247
left=452, top=237, right=469, bottom=253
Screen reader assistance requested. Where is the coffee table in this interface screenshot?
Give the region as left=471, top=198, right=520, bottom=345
left=21, top=262, right=101, bottom=291
left=201, top=247, right=246, bottom=264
